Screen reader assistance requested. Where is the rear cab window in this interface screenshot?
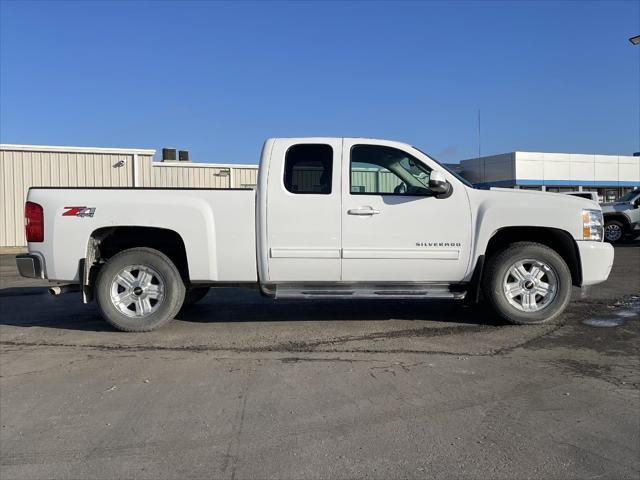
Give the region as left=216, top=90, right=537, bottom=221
left=284, top=144, right=333, bottom=194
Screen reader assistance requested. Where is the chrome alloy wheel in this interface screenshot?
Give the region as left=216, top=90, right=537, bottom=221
left=109, top=265, right=165, bottom=318
left=605, top=223, right=623, bottom=242
left=502, top=259, right=558, bottom=313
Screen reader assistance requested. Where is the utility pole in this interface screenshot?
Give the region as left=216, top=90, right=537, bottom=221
left=477, top=109, right=482, bottom=161
left=631, top=35, right=640, bottom=154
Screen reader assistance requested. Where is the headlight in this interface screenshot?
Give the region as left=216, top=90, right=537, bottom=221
left=582, top=209, right=603, bottom=241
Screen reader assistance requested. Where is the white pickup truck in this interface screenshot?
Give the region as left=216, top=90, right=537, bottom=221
left=17, top=137, right=614, bottom=331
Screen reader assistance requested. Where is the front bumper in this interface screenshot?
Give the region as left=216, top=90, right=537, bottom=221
left=16, top=254, right=44, bottom=279
left=577, top=241, right=614, bottom=286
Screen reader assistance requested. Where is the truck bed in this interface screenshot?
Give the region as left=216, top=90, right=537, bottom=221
left=26, top=187, right=257, bottom=282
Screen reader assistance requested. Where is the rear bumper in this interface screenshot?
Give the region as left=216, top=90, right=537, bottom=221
left=16, top=254, right=44, bottom=279
left=577, top=241, right=614, bottom=286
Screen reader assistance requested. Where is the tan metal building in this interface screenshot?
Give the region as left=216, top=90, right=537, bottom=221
left=0, top=144, right=259, bottom=247
left=138, top=157, right=259, bottom=189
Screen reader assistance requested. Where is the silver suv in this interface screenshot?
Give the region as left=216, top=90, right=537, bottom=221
left=601, top=188, right=640, bottom=243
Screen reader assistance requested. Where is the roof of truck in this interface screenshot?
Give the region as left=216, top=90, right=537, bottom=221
left=269, top=136, right=408, bottom=142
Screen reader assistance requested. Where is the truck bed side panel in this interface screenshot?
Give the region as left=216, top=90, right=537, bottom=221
left=26, top=188, right=257, bottom=282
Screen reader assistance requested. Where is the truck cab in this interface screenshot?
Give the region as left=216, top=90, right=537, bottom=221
left=17, top=137, right=615, bottom=331
left=258, top=138, right=472, bottom=288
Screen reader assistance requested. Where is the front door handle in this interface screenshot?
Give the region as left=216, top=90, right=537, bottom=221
left=347, top=207, right=380, bottom=216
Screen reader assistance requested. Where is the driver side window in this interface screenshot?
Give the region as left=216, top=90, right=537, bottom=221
left=350, top=145, right=432, bottom=196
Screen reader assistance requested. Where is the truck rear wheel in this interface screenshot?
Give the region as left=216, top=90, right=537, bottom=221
left=95, top=247, right=186, bottom=332
left=482, top=242, right=572, bottom=325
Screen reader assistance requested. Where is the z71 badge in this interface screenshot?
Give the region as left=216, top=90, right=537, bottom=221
left=62, top=206, right=96, bottom=218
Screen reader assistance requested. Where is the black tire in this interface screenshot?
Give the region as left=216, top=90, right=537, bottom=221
left=482, top=242, right=572, bottom=325
left=95, top=247, right=186, bottom=332
left=182, top=287, right=210, bottom=307
left=604, top=219, right=625, bottom=244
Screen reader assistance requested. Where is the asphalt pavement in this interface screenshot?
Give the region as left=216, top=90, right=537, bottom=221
left=1, top=244, right=639, bottom=479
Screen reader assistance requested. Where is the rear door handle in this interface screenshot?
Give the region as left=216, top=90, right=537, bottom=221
left=347, top=207, right=380, bottom=216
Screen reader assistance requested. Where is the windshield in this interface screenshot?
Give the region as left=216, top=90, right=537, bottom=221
left=411, top=146, right=475, bottom=188
left=617, top=188, right=640, bottom=203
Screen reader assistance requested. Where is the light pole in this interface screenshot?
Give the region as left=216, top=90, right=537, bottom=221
left=632, top=35, right=640, bottom=156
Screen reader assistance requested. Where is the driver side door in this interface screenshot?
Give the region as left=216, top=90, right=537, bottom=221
left=340, top=139, right=472, bottom=282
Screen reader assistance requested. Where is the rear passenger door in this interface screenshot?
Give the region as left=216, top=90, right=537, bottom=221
left=266, top=139, right=342, bottom=281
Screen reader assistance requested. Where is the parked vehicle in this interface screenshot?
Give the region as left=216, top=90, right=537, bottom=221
left=563, top=191, right=599, bottom=202
left=601, top=188, right=640, bottom=243
left=17, top=138, right=614, bottom=331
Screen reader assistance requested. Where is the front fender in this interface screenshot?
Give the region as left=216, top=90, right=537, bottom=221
left=468, top=189, right=586, bottom=262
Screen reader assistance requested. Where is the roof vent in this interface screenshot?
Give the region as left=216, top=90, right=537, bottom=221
left=179, top=150, right=190, bottom=162
left=162, top=148, right=177, bottom=162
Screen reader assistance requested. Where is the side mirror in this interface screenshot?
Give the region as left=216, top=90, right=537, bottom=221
left=429, top=170, right=452, bottom=197
left=634, top=197, right=640, bottom=207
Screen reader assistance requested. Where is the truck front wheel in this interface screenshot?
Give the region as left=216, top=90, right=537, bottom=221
left=95, top=247, right=186, bottom=332
left=482, top=242, right=572, bottom=325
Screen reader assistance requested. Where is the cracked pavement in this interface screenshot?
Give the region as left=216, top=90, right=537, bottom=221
left=1, top=245, right=639, bottom=479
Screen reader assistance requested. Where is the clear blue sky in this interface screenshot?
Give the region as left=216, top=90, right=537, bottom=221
left=1, top=0, right=638, bottom=163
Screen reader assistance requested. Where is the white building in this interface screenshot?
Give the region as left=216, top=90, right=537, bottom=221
left=457, top=151, right=639, bottom=202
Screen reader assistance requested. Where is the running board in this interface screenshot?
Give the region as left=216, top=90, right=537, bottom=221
left=268, top=283, right=467, bottom=300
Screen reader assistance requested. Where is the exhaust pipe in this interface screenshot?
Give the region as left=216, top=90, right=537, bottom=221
left=49, top=284, right=81, bottom=296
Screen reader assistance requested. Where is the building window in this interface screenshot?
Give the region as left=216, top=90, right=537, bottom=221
left=595, top=187, right=624, bottom=203
left=283, top=144, right=333, bottom=194
left=546, top=187, right=576, bottom=193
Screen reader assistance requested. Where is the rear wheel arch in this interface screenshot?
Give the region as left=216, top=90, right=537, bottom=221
left=85, top=226, right=190, bottom=290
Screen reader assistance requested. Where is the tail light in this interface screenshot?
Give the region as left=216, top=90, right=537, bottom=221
left=25, top=201, right=44, bottom=242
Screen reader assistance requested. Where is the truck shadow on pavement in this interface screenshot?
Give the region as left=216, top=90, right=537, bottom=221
left=0, top=287, right=508, bottom=333
left=177, top=290, right=510, bottom=327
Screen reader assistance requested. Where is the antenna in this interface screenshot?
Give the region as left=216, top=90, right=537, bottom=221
left=477, top=109, right=481, bottom=161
